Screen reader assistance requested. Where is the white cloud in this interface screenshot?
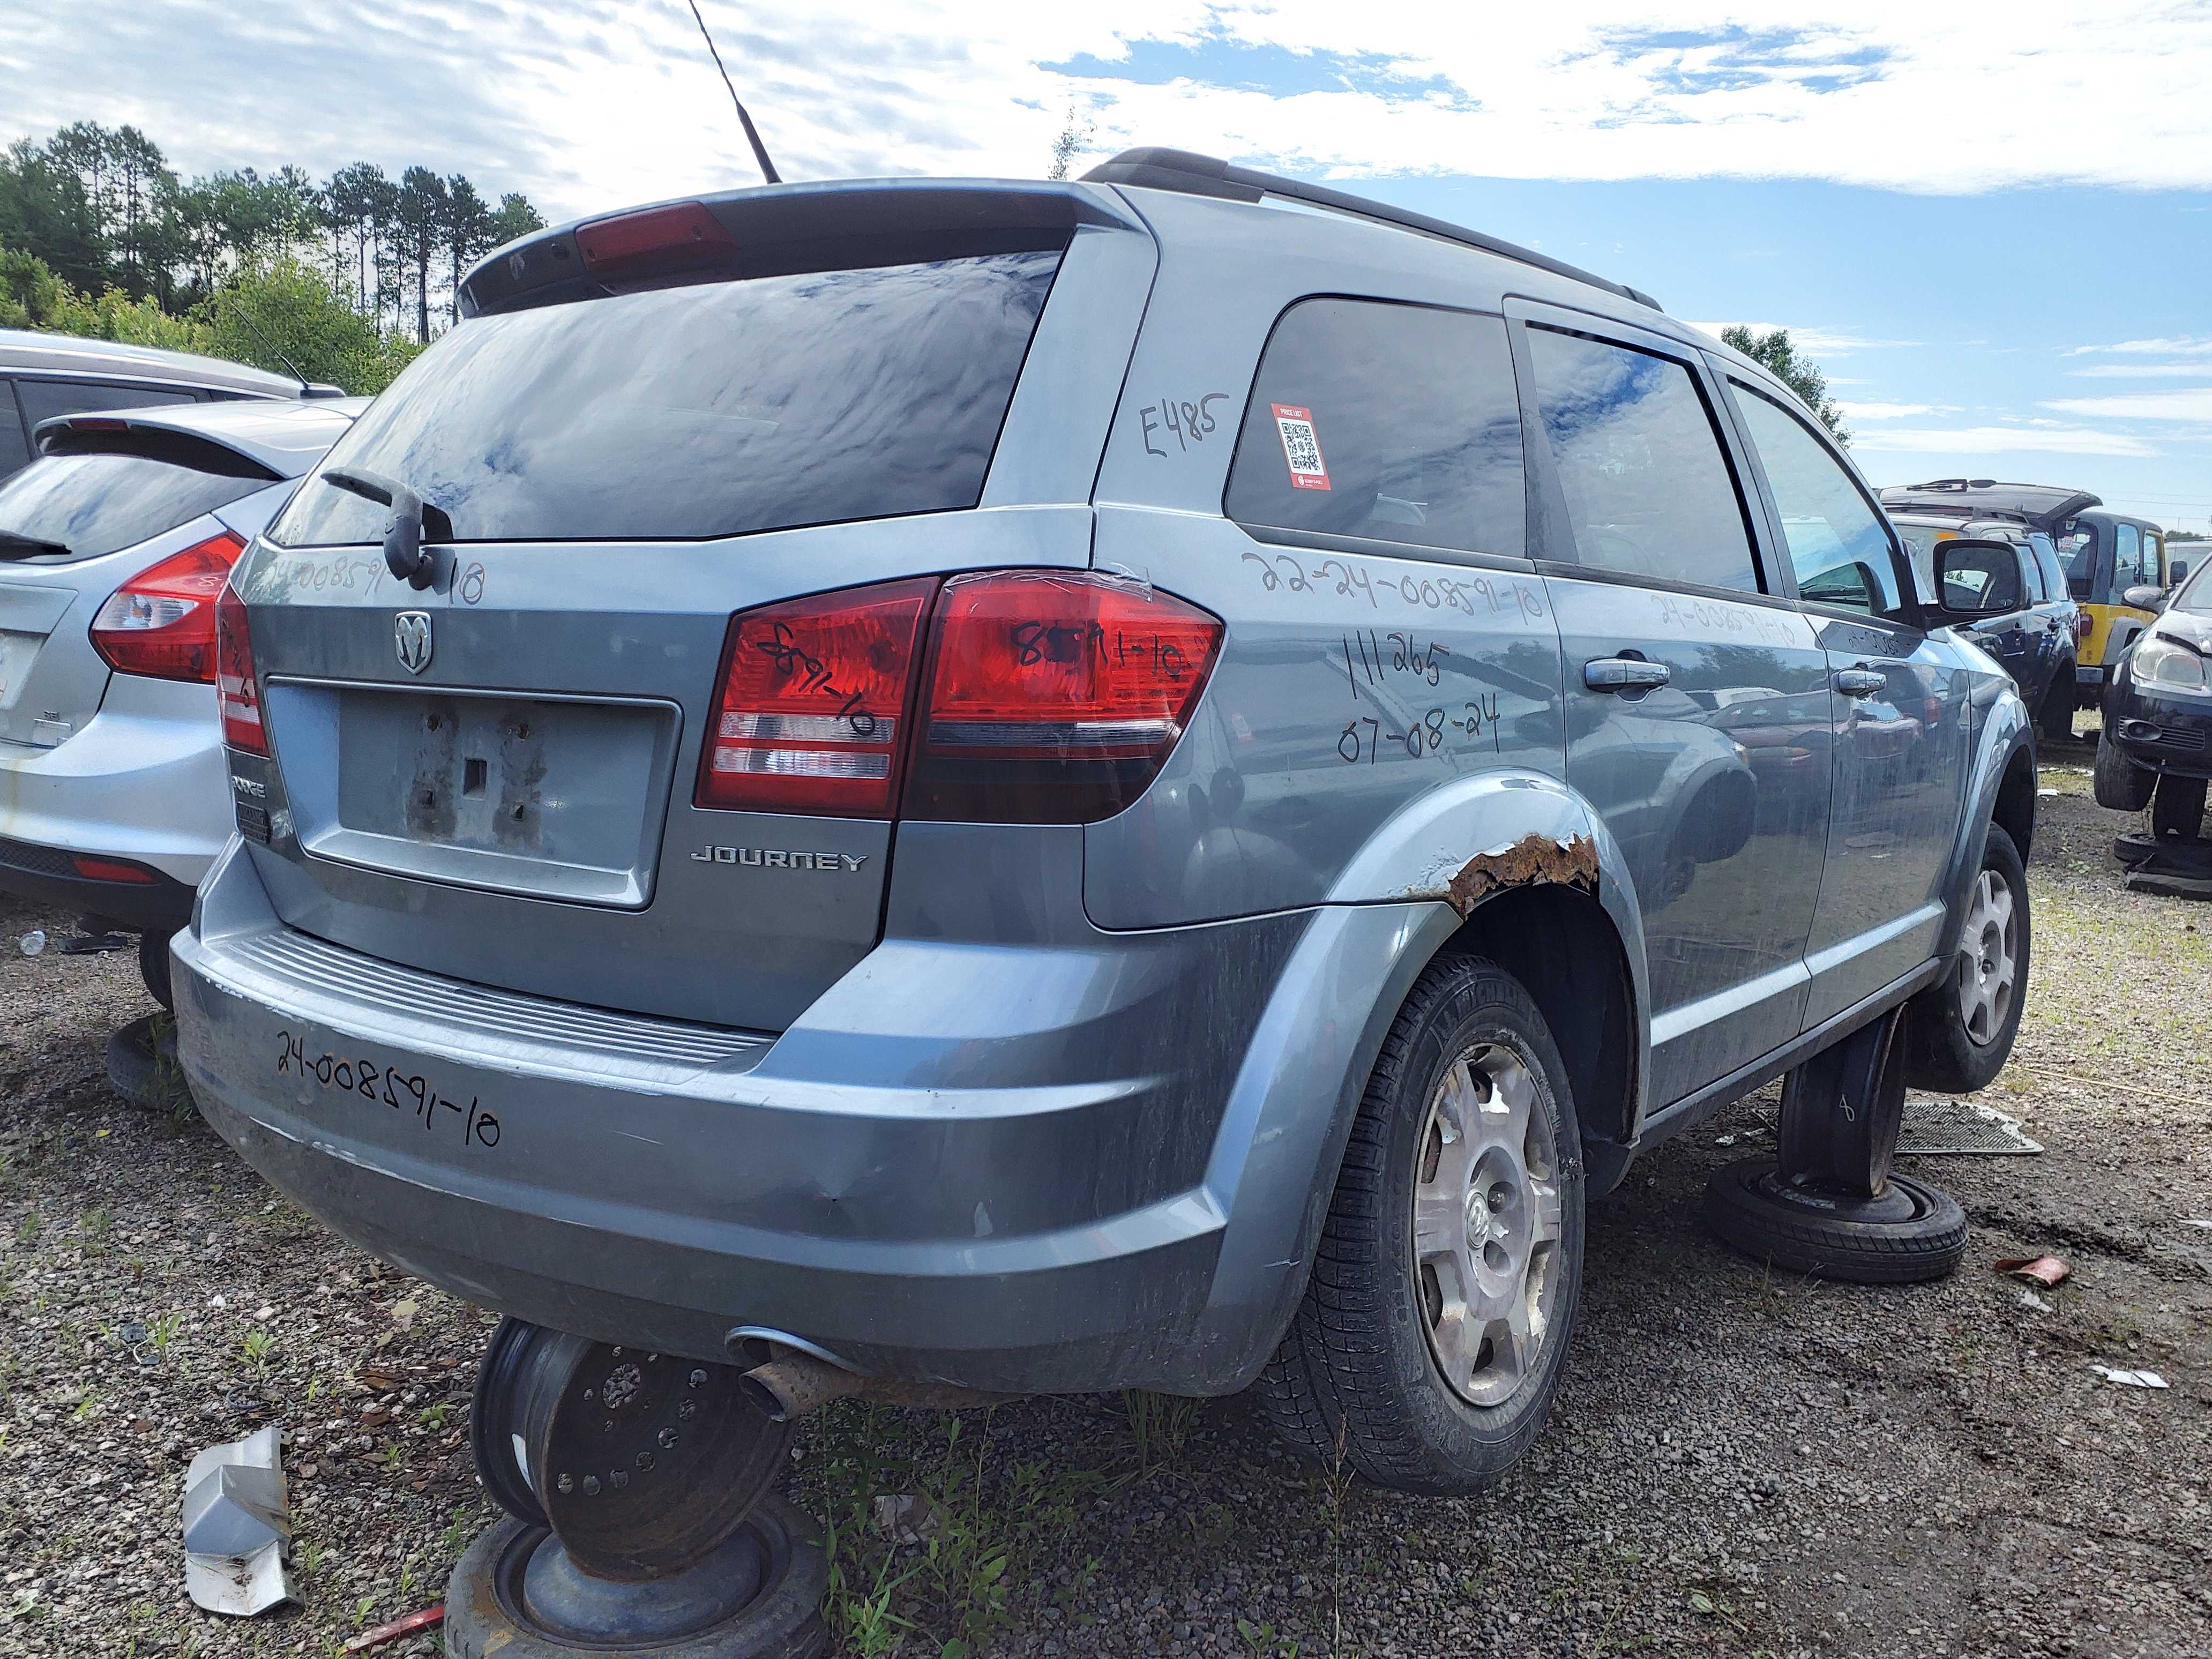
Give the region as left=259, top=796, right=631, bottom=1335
left=8, top=3, right=2212, bottom=222
left=2041, top=389, right=2212, bottom=421
left=2067, top=362, right=2212, bottom=378
left=1686, top=322, right=1919, bottom=357
left=1837, top=400, right=1956, bottom=421
left=2065, top=337, right=2212, bottom=357
left=1849, top=424, right=2164, bottom=458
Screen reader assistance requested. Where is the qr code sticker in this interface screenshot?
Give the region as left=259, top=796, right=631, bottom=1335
left=1271, top=403, right=1331, bottom=491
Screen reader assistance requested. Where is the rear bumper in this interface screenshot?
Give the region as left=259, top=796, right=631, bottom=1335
left=0, top=833, right=195, bottom=930
left=172, top=834, right=1440, bottom=1393
left=0, top=672, right=231, bottom=893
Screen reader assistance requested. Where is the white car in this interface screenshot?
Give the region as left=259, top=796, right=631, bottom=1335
left=0, top=395, right=362, bottom=1003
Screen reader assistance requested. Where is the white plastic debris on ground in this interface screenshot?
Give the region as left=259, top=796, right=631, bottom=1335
left=182, top=1425, right=300, bottom=1615
left=2089, top=1365, right=2169, bottom=1390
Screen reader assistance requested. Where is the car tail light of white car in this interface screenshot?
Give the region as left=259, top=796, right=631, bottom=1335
left=88, top=530, right=246, bottom=684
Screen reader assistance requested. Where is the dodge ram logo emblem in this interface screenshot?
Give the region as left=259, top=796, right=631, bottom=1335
left=394, top=611, right=433, bottom=675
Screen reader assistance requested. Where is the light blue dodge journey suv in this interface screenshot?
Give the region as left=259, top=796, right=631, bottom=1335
left=174, top=150, right=2035, bottom=1499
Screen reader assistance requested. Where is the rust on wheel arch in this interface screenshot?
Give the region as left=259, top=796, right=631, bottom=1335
left=1442, top=833, right=1600, bottom=917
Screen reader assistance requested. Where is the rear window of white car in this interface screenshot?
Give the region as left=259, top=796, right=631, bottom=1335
left=0, top=452, right=268, bottom=562
left=271, top=251, right=1062, bottom=547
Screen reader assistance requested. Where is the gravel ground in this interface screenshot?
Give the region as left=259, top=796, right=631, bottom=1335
left=1, top=740, right=2207, bottom=1659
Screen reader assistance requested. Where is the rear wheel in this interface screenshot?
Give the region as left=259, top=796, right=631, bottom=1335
left=1903, top=826, right=2028, bottom=1094
left=2150, top=774, right=2207, bottom=842
left=138, top=929, right=175, bottom=1012
left=2036, top=676, right=2074, bottom=745
left=1256, top=954, right=1583, bottom=1494
left=2094, top=727, right=2154, bottom=811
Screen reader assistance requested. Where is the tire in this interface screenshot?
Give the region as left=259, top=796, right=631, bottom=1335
left=444, top=1496, right=827, bottom=1659
left=2094, top=727, right=2154, bottom=811
left=2036, top=676, right=2074, bottom=745
left=1702, top=1159, right=1967, bottom=1284
left=138, top=928, right=175, bottom=1012
left=104, top=1013, right=193, bottom=1116
left=1903, top=825, right=2028, bottom=1095
left=1256, top=954, right=1584, bottom=1496
left=2150, top=774, right=2207, bottom=842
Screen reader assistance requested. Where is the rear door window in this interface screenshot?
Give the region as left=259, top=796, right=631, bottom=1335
left=1728, top=382, right=1907, bottom=619
left=0, top=452, right=268, bottom=561
left=0, top=382, right=28, bottom=478
left=271, top=251, right=1062, bottom=546
left=1525, top=327, right=1758, bottom=592
left=1224, top=298, right=1525, bottom=558
left=2114, top=524, right=2146, bottom=587
left=2015, top=544, right=2044, bottom=603
left=16, top=378, right=197, bottom=428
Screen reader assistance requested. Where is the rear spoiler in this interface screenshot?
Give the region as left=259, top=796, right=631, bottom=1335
left=33, top=415, right=279, bottom=481
left=459, top=179, right=1146, bottom=320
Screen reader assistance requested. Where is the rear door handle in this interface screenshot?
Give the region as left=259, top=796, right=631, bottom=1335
left=1584, top=656, right=1671, bottom=693
left=1834, top=668, right=1888, bottom=698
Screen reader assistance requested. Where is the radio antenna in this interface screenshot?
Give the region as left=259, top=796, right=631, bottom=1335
left=218, top=289, right=313, bottom=396
left=685, top=0, right=781, bottom=184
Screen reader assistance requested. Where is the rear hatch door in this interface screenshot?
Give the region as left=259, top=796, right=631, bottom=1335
left=234, top=181, right=1154, bottom=1031
left=0, top=425, right=292, bottom=749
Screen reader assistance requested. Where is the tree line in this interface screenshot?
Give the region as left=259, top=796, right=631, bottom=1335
left=1, top=121, right=548, bottom=391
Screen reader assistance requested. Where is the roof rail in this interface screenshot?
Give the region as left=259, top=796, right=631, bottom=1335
left=1080, top=147, right=1662, bottom=312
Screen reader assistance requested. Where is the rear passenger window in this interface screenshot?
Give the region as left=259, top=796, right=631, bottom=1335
left=1225, top=299, right=1524, bottom=558
left=1524, top=327, right=1758, bottom=592
left=17, top=379, right=196, bottom=429
left=1729, top=382, right=1905, bottom=619
left=2017, top=546, right=2044, bottom=603
left=0, top=383, right=28, bottom=479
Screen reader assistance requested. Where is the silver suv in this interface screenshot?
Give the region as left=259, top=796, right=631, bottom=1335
left=173, top=150, right=2036, bottom=1495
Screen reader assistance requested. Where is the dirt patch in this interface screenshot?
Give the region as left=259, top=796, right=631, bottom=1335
left=0, top=739, right=2206, bottom=1657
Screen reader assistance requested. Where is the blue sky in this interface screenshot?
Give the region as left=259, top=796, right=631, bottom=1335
left=6, top=2, right=2211, bottom=527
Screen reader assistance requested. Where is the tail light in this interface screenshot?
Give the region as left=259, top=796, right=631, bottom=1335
left=214, top=583, right=268, bottom=755
left=72, top=855, right=156, bottom=884
left=695, top=579, right=936, bottom=817
left=905, top=572, right=1223, bottom=823
left=696, top=571, right=1223, bottom=825
left=576, top=202, right=736, bottom=282
left=87, top=531, right=245, bottom=682
left=2075, top=610, right=2093, bottom=644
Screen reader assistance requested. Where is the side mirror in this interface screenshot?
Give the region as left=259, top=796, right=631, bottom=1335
left=1931, top=539, right=2024, bottom=619
left=2170, top=558, right=2191, bottom=586
left=2121, top=584, right=2167, bottom=611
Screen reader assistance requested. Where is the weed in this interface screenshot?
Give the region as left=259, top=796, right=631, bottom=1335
left=240, top=1328, right=274, bottom=1380
left=1238, top=1618, right=1300, bottom=1657
left=295, top=1538, right=330, bottom=1575
left=417, top=1402, right=451, bottom=1431
left=354, top=1595, right=375, bottom=1624
left=70, top=1391, right=101, bottom=1425
left=81, top=1206, right=113, bottom=1242
left=1120, top=1388, right=1201, bottom=1472
left=14, top=1211, right=41, bottom=1247
left=382, top=1441, right=405, bottom=1470
left=147, top=1312, right=182, bottom=1356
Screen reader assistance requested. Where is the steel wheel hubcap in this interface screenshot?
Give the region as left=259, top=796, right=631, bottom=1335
left=1954, top=868, right=2017, bottom=1046
left=1412, top=1042, right=1563, bottom=1408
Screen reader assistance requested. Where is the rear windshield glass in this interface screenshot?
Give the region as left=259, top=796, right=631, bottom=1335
left=0, top=453, right=265, bottom=562
left=1225, top=298, right=1525, bottom=558
left=270, top=251, right=1062, bottom=547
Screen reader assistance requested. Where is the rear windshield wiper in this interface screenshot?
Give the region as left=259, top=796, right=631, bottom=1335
left=322, top=467, right=454, bottom=591
left=0, top=529, right=71, bottom=560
